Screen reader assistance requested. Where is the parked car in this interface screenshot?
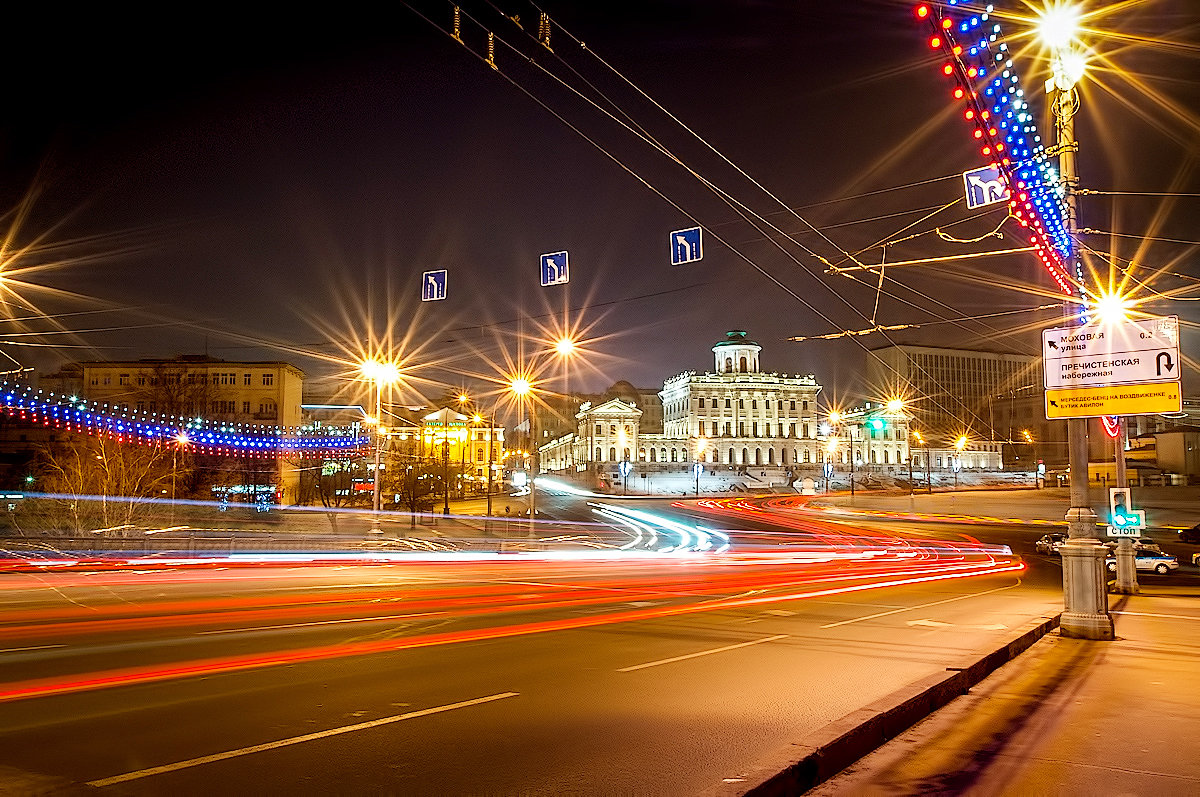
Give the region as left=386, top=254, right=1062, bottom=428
left=1193, top=551, right=1200, bottom=568
left=1035, top=533, right=1067, bottom=555
left=1103, top=537, right=1162, bottom=553
left=1105, top=550, right=1179, bottom=574
left=1177, top=524, right=1200, bottom=544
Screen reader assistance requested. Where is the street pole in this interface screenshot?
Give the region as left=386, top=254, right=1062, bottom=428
left=1054, top=58, right=1114, bottom=640
left=925, top=444, right=932, bottom=494
left=442, top=437, right=450, bottom=515
left=486, top=413, right=494, bottom=518
left=848, top=427, right=855, bottom=497
left=1112, top=418, right=1138, bottom=594
left=371, top=382, right=383, bottom=534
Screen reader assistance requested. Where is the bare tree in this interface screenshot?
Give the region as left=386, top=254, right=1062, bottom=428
left=25, top=434, right=173, bottom=534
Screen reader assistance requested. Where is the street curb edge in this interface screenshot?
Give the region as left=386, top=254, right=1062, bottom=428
left=722, top=612, right=1062, bottom=796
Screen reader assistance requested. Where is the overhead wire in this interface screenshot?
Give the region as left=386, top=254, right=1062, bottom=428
left=411, top=2, right=1054, bottom=435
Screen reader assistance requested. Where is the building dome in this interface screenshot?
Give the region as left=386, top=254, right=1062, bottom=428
left=712, top=330, right=762, bottom=374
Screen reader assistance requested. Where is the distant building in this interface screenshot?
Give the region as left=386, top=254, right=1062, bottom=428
left=540, top=330, right=831, bottom=476
left=38, top=356, right=307, bottom=503
left=866, top=344, right=1039, bottom=439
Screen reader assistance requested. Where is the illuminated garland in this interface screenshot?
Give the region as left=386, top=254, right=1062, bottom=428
left=0, top=383, right=369, bottom=458
left=915, top=2, right=1077, bottom=296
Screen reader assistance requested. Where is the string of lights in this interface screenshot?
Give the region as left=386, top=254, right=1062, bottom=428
left=916, top=2, right=1076, bottom=296
left=0, top=382, right=369, bottom=458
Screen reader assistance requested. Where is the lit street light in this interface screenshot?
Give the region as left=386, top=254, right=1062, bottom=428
left=359, top=358, right=401, bottom=534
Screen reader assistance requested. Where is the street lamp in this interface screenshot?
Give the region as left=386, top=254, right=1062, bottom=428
left=359, top=358, right=401, bottom=533
left=1038, top=1, right=1114, bottom=640
left=913, top=430, right=931, bottom=494
left=953, top=435, right=967, bottom=490
left=509, top=376, right=536, bottom=522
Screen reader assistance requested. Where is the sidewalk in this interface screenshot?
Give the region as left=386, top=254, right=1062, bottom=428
left=806, top=585, right=1200, bottom=796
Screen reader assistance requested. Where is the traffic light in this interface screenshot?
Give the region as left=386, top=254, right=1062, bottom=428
left=1108, top=488, right=1143, bottom=530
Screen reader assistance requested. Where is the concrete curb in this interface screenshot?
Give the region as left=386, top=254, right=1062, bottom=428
left=710, top=612, right=1062, bottom=796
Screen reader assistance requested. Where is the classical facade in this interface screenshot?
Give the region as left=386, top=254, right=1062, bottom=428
left=658, top=331, right=824, bottom=467
left=539, top=330, right=836, bottom=475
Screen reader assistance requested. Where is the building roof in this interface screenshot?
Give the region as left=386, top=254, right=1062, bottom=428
left=712, top=330, right=759, bottom=349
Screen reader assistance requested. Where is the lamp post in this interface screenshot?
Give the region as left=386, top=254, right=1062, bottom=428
left=359, top=358, right=401, bottom=534
left=1039, top=3, right=1114, bottom=640
left=953, top=435, right=967, bottom=490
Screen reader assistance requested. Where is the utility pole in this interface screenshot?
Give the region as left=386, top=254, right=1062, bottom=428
left=1053, top=57, right=1114, bottom=640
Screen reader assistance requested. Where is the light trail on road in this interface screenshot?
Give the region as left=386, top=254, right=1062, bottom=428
left=0, top=495, right=1026, bottom=707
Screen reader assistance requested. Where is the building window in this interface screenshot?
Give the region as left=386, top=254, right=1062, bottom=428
left=609, top=447, right=617, bottom=461
left=738, top=399, right=744, bottom=409
left=242, top=401, right=251, bottom=414
left=725, top=398, right=731, bottom=409
left=596, top=423, right=603, bottom=435
left=136, top=402, right=145, bottom=412
left=698, top=397, right=705, bottom=409
left=711, top=421, right=718, bottom=436
left=137, top=375, right=146, bottom=386
left=790, top=400, right=796, bottom=411
left=739, top=356, right=747, bottom=372
left=751, top=399, right=757, bottom=409
left=102, top=375, right=111, bottom=386
left=802, top=400, right=809, bottom=410
left=802, top=423, right=809, bottom=438
left=118, top=374, right=130, bottom=385
left=596, top=447, right=603, bottom=462
left=262, top=373, right=274, bottom=386
left=258, top=401, right=277, bottom=418
left=244, top=373, right=252, bottom=385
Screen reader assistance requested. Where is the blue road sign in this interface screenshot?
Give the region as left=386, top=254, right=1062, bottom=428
left=670, top=226, right=703, bottom=265
left=823, top=462, right=834, bottom=479
left=540, top=251, right=569, bottom=286
left=422, top=270, right=447, bottom=301
left=962, top=165, right=1010, bottom=209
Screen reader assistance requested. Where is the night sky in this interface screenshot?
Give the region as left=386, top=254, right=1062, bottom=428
left=1, top=0, right=1196, bottom=405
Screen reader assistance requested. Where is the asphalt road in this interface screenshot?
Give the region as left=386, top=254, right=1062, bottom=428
left=0, top=497, right=1091, bottom=795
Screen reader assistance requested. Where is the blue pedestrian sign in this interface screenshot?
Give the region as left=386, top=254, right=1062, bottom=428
left=540, top=251, right=569, bottom=286
left=670, top=226, right=703, bottom=265
left=422, top=270, right=447, bottom=302
left=962, top=165, right=1010, bottom=209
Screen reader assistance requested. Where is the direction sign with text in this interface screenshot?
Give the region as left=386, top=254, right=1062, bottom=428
left=1042, top=316, right=1180, bottom=391
left=1045, top=381, right=1181, bottom=419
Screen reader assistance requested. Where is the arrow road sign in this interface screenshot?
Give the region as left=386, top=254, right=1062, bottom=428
left=1042, top=315, right=1180, bottom=390
left=422, top=270, right=447, bottom=301
left=670, top=226, right=703, bottom=265
left=540, top=251, right=569, bottom=286
left=962, top=164, right=1010, bottom=209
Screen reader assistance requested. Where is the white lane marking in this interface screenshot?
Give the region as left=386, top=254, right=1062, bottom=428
left=819, top=581, right=1020, bottom=629
left=617, top=634, right=788, bottom=673
left=907, top=619, right=953, bottom=628
left=87, top=692, right=519, bottom=787
left=195, top=612, right=434, bottom=635
left=1112, top=611, right=1200, bottom=622
left=0, top=644, right=68, bottom=654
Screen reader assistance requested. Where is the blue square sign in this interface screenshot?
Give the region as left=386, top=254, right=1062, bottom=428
left=670, top=226, right=702, bottom=265
left=422, top=269, right=447, bottom=301
left=962, top=165, right=1010, bottom=209
left=540, top=251, right=569, bottom=286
